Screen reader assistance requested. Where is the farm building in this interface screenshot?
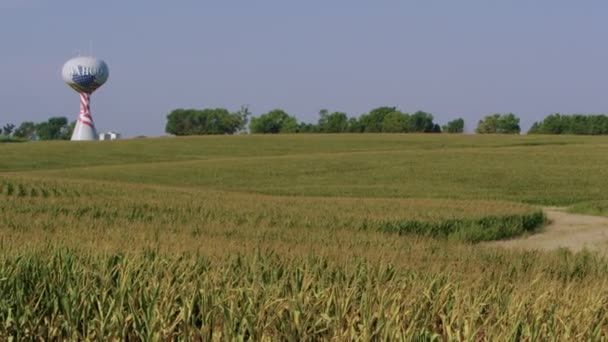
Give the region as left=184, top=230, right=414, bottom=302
left=99, top=131, right=121, bottom=141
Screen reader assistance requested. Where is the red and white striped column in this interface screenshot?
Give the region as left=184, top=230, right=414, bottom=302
left=71, top=93, right=98, bottom=141
left=79, top=93, right=95, bottom=128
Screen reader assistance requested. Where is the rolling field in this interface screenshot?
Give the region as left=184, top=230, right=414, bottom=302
left=1, top=134, right=608, bottom=339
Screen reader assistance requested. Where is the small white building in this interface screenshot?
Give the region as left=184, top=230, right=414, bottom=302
left=99, top=131, right=121, bottom=141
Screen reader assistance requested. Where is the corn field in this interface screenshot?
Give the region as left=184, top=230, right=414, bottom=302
left=1, top=135, right=608, bottom=339
left=1, top=248, right=607, bottom=339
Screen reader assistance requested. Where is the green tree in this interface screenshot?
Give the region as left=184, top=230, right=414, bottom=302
left=569, top=115, right=588, bottom=134
left=66, top=121, right=76, bottom=139
left=2, top=123, right=15, bottom=136
left=588, top=115, right=607, bottom=135
left=528, top=114, right=565, bottom=134
left=499, top=113, right=521, bottom=134
left=443, top=118, right=465, bottom=133
left=476, top=114, right=499, bottom=134
left=165, top=109, right=194, bottom=136
left=347, top=117, right=362, bottom=133
left=35, top=117, right=71, bottom=140
left=317, top=109, right=329, bottom=128
left=165, top=108, right=249, bottom=136
left=528, top=114, right=608, bottom=135
left=296, top=122, right=319, bottom=133
left=57, top=120, right=75, bottom=140
left=476, top=113, right=520, bottom=134
left=359, top=107, right=398, bottom=133
left=542, top=113, right=567, bottom=134
left=318, top=110, right=349, bottom=133
left=408, top=111, right=435, bottom=132
left=250, top=109, right=298, bottom=134
left=13, top=121, right=36, bottom=139
left=234, top=105, right=251, bottom=133
left=528, top=122, right=541, bottom=134
left=381, top=111, right=409, bottom=133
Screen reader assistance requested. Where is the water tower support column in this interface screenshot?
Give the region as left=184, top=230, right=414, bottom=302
left=71, top=93, right=98, bottom=141
left=79, top=93, right=95, bottom=128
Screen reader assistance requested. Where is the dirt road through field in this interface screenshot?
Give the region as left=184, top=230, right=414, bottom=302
left=487, top=207, right=608, bottom=253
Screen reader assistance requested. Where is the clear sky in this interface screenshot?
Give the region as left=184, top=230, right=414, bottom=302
left=1, top=0, right=608, bottom=136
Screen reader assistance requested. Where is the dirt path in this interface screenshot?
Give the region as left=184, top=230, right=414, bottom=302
left=486, top=207, right=608, bottom=253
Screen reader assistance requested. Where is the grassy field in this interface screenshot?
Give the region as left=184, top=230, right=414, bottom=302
left=3, top=134, right=607, bottom=205
left=1, top=134, right=608, bottom=339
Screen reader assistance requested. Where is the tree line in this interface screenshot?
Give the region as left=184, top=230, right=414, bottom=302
left=7, top=111, right=608, bottom=142
left=166, top=106, right=466, bottom=135
left=528, top=114, right=608, bottom=135
left=165, top=107, right=250, bottom=136
left=0, top=117, right=74, bottom=142
left=167, top=109, right=608, bottom=136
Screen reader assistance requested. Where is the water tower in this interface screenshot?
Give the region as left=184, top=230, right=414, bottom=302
left=61, top=56, right=109, bottom=141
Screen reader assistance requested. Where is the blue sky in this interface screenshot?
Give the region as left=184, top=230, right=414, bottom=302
left=1, top=0, right=607, bottom=136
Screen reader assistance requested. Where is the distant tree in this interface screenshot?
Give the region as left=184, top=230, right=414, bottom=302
left=354, top=107, right=442, bottom=134
left=476, top=114, right=499, bottom=134
left=588, top=115, right=608, bottom=135
left=347, top=117, right=363, bottom=133
left=542, top=114, right=567, bottom=134
left=443, top=118, right=465, bottom=133
left=499, top=113, right=521, bottom=134
left=527, top=122, right=541, bottom=134
left=165, top=107, right=249, bottom=136
left=529, top=113, right=608, bottom=135
left=569, top=115, right=589, bottom=134
left=408, top=111, right=435, bottom=132
left=528, top=114, right=564, bottom=134
left=318, top=110, right=349, bottom=133
left=359, top=107, right=398, bottom=133
left=63, top=120, right=76, bottom=139
left=476, top=113, right=520, bottom=134
left=234, top=105, right=252, bottom=133
left=35, top=117, right=71, bottom=140
left=381, top=111, right=409, bottom=133
left=13, top=121, right=36, bottom=139
left=296, top=122, right=319, bottom=133
left=317, top=109, right=329, bottom=126
left=250, top=109, right=298, bottom=134
left=2, top=123, right=15, bottom=136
